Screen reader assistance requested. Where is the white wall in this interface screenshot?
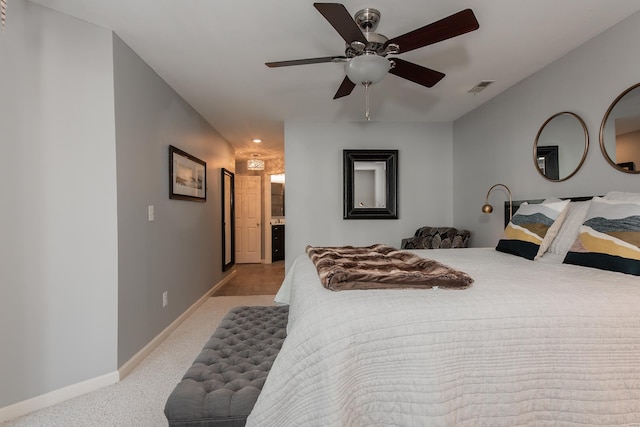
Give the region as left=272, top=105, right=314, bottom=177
left=453, top=11, right=640, bottom=247
left=285, top=121, right=453, bottom=269
left=0, top=0, right=118, bottom=408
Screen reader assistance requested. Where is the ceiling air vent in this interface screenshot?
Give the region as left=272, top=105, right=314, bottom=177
left=468, top=80, right=495, bottom=94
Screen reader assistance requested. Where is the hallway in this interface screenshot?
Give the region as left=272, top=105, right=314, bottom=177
left=212, top=261, right=285, bottom=296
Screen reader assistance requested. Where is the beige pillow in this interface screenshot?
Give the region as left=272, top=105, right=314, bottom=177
left=547, top=201, right=590, bottom=257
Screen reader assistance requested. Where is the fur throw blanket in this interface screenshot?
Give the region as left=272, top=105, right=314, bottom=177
left=306, top=244, right=473, bottom=291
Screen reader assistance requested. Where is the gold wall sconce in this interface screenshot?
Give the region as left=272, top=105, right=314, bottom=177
left=482, top=183, right=513, bottom=220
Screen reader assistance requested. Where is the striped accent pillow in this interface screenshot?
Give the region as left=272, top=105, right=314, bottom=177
left=496, top=200, right=569, bottom=260
left=563, top=197, right=640, bottom=275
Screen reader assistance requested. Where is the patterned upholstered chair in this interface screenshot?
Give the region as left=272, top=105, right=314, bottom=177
left=401, top=226, right=470, bottom=249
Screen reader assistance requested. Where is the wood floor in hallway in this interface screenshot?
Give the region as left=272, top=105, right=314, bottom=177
left=212, top=261, right=285, bottom=296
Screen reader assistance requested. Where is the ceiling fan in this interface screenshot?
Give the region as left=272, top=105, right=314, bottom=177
left=265, top=3, right=480, bottom=102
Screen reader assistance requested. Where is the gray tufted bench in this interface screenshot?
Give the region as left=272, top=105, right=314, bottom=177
left=164, top=305, right=289, bottom=427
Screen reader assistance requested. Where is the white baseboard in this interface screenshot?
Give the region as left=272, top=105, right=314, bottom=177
left=0, top=371, right=119, bottom=423
left=118, top=270, right=237, bottom=379
left=210, top=269, right=238, bottom=294
left=0, top=271, right=237, bottom=423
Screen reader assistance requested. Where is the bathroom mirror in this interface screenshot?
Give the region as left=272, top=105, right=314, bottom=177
left=270, top=174, right=285, bottom=217
left=343, top=149, right=398, bottom=219
left=533, top=112, right=589, bottom=182
left=600, top=82, right=640, bottom=174
left=221, top=168, right=235, bottom=271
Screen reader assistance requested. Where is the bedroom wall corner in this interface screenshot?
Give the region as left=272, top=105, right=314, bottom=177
left=452, top=10, right=640, bottom=247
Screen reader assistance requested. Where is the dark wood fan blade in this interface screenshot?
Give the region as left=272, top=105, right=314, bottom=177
left=386, top=9, right=479, bottom=54
left=333, top=76, right=356, bottom=99
left=314, top=3, right=367, bottom=44
left=266, top=56, right=347, bottom=67
left=389, top=58, right=445, bottom=88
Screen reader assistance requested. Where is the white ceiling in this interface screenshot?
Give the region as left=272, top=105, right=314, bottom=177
left=28, top=0, right=640, bottom=160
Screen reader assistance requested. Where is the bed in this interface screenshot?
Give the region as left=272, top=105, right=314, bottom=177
left=246, top=194, right=640, bottom=426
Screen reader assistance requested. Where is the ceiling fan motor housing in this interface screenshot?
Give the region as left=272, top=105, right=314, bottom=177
left=346, top=9, right=400, bottom=58
left=354, top=8, right=380, bottom=31
left=346, top=32, right=388, bottom=57
left=345, top=8, right=387, bottom=57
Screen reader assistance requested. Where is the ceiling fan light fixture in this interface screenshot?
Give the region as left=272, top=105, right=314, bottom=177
left=344, top=54, right=390, bottom=85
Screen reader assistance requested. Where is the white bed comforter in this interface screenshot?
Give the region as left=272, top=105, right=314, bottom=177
left=248, top=248, right=640, bottom=426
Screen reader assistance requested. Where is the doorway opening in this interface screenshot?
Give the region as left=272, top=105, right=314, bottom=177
left=234, top=157, right=285, bottom=264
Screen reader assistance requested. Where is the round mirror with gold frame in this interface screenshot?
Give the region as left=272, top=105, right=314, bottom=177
left=599, top=82, right=640, bottom=174
left=533, top=111, right=589, bottom=182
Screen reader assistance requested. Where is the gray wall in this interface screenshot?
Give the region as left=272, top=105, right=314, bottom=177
left=0, top=1, right=235, bottom=411
left=284, top=121, right=453, bottom=269
left=113, top=36, right=235, bottom=365
left=0, top=1, right=118, bottom=407
left=453, top=11, right=640, bottom=247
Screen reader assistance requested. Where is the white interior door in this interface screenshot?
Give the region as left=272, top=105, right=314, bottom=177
left=235, top=175, right=262, bottom=263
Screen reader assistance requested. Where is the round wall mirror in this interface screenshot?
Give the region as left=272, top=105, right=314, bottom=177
left=533, top=111, right=589, bottom=182
left=600, top=82, right=640, bottom=174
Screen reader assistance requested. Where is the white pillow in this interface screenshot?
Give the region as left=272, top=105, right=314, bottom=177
left=604, top=191, right=640, bottom=202
left=538, top=202, right=570, bottom=259
left=546, top=201, right=590, bottom=257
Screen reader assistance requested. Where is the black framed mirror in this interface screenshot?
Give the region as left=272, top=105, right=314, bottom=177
left=343, top=149, right=398, bottom=219
left=533, top=111, right=589, bottom=182
left=221, top=168, right=235, bottom=271
left=600, top=82, right=640, bottom=174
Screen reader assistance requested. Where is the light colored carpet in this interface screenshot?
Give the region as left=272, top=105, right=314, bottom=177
left=2, top=295, right=275, bottom=427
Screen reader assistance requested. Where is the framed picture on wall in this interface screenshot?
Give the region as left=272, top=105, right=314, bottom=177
left=343, top=149, right=398, bottom=219
left=169, top=145, right=206, bottom=201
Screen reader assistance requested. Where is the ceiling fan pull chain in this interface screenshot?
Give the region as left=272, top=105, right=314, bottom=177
left=365, top=82, right=371, bottom=121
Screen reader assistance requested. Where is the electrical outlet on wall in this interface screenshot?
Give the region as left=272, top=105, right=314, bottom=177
left=162, top=291, right=168, bottom=307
